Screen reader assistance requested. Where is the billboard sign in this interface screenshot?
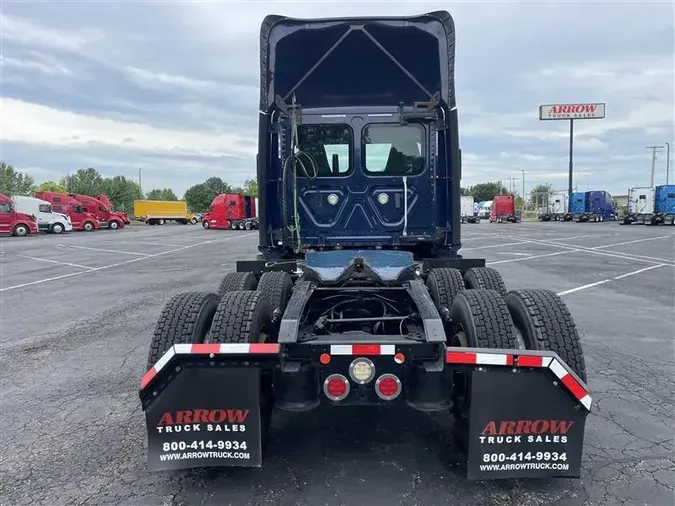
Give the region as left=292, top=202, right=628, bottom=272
left=539, top=103, right=605, bottom=121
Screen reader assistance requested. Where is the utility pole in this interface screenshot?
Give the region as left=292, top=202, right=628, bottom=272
left=139, top=168, right=143, bottom=195
left=521, top=170, right=526, bottom=212
left=507, top=177, right=517, bottom=195
left=665, top=142, right=670, bottom=185
left=646, top=145, right=664, bottom=188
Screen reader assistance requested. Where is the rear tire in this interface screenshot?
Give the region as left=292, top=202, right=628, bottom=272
left=425, top=268, right=464, bottom=319
left=207, top=290, right=274, bottom=449
left=449, top=289, right=517, bottom=423
left=146, top=291, right=220, bottom=371
left=257, top=271, right=293, bottom=331
left=463, top=267, right=507, bottom=296
left=504, top=289, right=586, bottom=382
left=218, top=271, right=258, bottom=296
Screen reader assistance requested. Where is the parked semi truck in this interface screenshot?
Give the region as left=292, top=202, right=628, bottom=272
left=460, top=195, right=479, bottom=223
left=0, top=193, right=39, bottom=236
left=12, top=195, right=72, bottom=234
left=476, top=200, right=492, bottom=219
left=72, top=194, right=126, bottom=230
left=539, top=192, right=569, bottom=222
left=489, top=194, right=520, bottom=223
left=133, top=200, right=198, bottom=225
left=34, top=191, right=101, bottom=231
left=202, top=193, right=259, bottom=230
left=585, top=191, right=617, bottom=222
left=622, top=185, right=675, bottom=226
left=96, top=195, right=131, bottom=224
left=140, top=11, right=592, bottom=481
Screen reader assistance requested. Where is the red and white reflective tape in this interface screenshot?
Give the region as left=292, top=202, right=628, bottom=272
left=140, top=343, right=280, bottom=390
left=446, top=351, right=514, bottom=366
left=445, top=350, right=591, bottom=411
left=548, top=358, right=592, bottom=411
left=330, top=344, right=396, bottom=356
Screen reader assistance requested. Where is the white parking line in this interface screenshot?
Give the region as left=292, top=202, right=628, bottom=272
left=0, top=234, right=254, bottom=292
left=557, top=264, right=669, bottom=296
left=476, top=232, right=675, bottom=265
left=16, top=255, right=94, bottom=270
left=487, top=250, right=574, bottom=265
left=590, top=235, right=673, bottom=250
left=548, top=233, right=613, bottom=242
left=462, top=241, right=531, bottom=252
left=62, top=244, right=151, bottom=256
left=119, top=241, right=187, bottom=248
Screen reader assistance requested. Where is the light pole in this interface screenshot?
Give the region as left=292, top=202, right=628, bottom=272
left=666, top=142, right=670, bottom=185
left=139, top=168, right=143, bottom=195
left=646, top=145, right=664, bottom=187
left=521, top=170, right=525, bottom=212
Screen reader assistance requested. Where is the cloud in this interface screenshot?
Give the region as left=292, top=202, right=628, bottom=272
left=2, top=98, right=257, bottom=158
left=1, top=1, right=673, bottom=199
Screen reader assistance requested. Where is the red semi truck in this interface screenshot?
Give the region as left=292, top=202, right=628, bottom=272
left=0, top=193, right=39, bottom=236
left=489, top=194, right=521, bottom=223
left=202, top=193, right=259, bottom=230
left=72, top=194, right=126, bottom=230
left=96, top=195, right=131, bottom=224
left=35, top=191, right=101, bottom=231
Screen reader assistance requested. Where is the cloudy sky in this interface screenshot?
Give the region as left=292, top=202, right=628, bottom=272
left=2, top=1, right=673, bottom=198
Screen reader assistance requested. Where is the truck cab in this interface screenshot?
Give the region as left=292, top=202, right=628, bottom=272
left=72, top=194, right=126, bottom=230
left=202, top=193, right=259, bottom=230
left=11, top=195, right=72, bottom=234
left=95, top=195, right=130, bottom=224
left=489, top=194, right=519, bottom=223
left=256, top=12, right=462, bottom=261
left=34, top=191, right=101, bottom=231
left=0, top=193, right=39, bottom=236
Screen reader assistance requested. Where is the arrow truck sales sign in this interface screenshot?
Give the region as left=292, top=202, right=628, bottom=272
left=539, top=103, right=606, bottom=121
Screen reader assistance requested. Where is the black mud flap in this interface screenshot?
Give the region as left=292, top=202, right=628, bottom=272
left=143, top=366, right=264, bottom=471
left=466, top=368, right=586, bottom=480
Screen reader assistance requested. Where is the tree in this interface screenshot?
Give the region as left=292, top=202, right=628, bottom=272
left=99, top=176, right=143, bottom=213
left=36, top=181, right=68, bottom=193
left=183, top=183, right=215, bottom=213
left=146, top=188, right=178, bottom=201
left=61, top=168, right=104, bottom=196
left=203, top=177, right=231, bottom=195
left=0, top=162, right=36, bottom=196
left=528, top=183, right=554, bottom=209
left=243, top=178, right=258, bottom=196
left=464, top=181, right=508, bottom=202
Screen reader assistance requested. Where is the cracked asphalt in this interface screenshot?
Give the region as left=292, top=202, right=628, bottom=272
left=1, top=222, right=673, bottom=506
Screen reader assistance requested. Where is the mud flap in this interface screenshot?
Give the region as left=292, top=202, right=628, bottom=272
left=144, top=367, right=263, bottom=471
left=466, top=368, right=586, bottom=479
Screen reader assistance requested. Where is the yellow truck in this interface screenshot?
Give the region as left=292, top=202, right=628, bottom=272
left=133, top=200, right=198, bottom=225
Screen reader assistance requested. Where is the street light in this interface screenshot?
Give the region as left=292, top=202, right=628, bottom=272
left=666, top=142, right=670, bottom=185
left=139, top=168, right=143, bottom=195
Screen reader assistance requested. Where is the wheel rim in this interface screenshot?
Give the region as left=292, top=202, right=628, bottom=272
left=54, top=224, right=63, bottom=234
left=85, top=223, right=92, bottom=231
left=16, top=226, right=27, bottom=236
left=110, top=222, right=118, bottom=229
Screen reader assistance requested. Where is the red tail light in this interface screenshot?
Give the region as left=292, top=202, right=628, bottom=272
left=323, top=374, right=350, bottom=401
left=375, top=374, right=402, bottom=401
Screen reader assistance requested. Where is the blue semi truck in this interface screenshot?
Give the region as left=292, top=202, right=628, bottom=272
left=566, top=191, right=617, bottom=222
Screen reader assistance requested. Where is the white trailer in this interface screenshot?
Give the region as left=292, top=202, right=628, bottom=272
left=12, top=195, right=73, bottom=234
left=622, top=187, right=655, bottom=225
left=460, top=196, right=478, bottom=223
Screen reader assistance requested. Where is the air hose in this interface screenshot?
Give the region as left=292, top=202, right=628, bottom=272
left=281, top=97, right=317, bottom=253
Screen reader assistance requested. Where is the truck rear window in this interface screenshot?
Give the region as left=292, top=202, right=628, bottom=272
left=363, top=124, right=424, bottom=177
left=296, top=124, right=352, bottom=177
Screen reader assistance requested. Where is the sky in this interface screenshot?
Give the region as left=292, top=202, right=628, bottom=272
left=1, top=1, right=673, bottom=198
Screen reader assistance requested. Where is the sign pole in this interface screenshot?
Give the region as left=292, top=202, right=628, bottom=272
left=538, top=103, right=605, bottom=204
left=568, top=119, right=574, bottom=201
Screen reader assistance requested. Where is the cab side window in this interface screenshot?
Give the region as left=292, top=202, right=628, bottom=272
left=39, top=204, right=51, bottom=213
left=0, top=203, right=12, bottom=213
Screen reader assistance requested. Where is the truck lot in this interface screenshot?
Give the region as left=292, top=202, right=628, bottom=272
left=1, top=223, right=673, bottom=506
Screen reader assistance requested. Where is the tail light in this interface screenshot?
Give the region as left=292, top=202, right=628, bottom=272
left=323, top=374, right=350, bottom=401
left=375, top=374, right=402, bottom=401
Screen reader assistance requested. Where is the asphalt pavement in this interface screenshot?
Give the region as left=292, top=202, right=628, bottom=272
left=0, top=221, right=673, bottom=506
